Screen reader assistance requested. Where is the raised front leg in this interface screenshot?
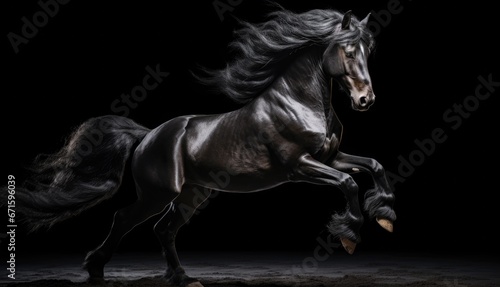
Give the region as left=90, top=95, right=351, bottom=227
left=290, top=154, right=363, bottom=254
left=330, top=151, right=396, bottom=232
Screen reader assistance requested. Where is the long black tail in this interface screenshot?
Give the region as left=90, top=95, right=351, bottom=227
left=13, top=115, right=150, bottom=232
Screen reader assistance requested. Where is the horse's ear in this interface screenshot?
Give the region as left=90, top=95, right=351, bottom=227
left=342, top=10, right=352, bottom=30
left=360, top=12, right=371, bottom=27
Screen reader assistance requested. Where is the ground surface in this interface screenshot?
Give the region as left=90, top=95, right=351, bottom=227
left=1, top=252, right=498, bottom=287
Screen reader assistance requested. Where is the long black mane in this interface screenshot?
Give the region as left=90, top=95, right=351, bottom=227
left=196, top=6, right=374, bottom=104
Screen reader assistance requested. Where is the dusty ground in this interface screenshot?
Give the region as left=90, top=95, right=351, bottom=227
left=1, top=252, right=498, bottom=287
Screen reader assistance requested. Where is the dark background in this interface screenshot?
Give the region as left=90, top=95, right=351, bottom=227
left=2, top=0, right=499, bottom=261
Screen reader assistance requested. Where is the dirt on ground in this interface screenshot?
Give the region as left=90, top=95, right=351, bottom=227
left=2, top=252, right=498, bottom=287
left=0, top=275, right=483, bottom=287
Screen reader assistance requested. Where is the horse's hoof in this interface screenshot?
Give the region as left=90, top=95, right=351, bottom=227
left=376, top=218, right=393, bottom=233
left=340, top=237, right=356, bottom=254
left=86, top=276, right=105, bottom=285
left=185, top=282, right=204, bottom=287
left=83, top=261, right=104, bottom=279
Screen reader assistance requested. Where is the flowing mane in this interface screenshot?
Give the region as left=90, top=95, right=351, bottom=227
left=197, top=7, right=375, bottom=104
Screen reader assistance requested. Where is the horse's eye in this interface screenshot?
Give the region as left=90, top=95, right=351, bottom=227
left=345, top=51, right=355, bottom=59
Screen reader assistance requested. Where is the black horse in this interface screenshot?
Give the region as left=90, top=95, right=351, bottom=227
left=14, top=7, right=396, bottom=287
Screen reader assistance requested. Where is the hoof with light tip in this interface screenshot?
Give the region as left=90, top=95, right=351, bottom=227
left=376, top=218, right=393, bottom=233
left=340, top=238, right=356, bottom=254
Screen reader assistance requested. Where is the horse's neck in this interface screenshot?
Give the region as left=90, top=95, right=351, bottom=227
left=270, top=47, right=341, bottom=137
left=279, top=47, right=330, bottom=107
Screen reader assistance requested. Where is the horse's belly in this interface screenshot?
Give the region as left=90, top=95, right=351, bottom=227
left=185, top=140, right=289, bottom=192
left=185, top=167, right=289, bottom=192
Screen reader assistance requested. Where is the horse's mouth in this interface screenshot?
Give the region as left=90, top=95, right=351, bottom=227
left=351, top=103, right=370, bottom=112
left=351, top=98, right=374, bottom=111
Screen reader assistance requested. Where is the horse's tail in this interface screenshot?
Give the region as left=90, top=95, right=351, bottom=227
left=13, top=115, right=150, bottom=232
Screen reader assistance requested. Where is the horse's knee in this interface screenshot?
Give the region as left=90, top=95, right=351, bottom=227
left=339, top=174, right=359, bottom=194
left=369, top=159, right=385, bottom=176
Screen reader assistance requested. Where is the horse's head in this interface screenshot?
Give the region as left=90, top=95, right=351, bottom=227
left=322, top=11, right=375, bottom=112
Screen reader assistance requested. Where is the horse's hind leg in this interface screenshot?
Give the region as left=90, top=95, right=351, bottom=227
left=154, top=185, right=211, bottom=287
left=83, top=184, right=179, bottom=281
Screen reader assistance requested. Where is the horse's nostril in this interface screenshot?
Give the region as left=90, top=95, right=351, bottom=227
left=359, top=96, right=368, bottom=106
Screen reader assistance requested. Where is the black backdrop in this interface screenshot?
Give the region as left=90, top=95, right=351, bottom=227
left=3, top=0, right=499, bottom=259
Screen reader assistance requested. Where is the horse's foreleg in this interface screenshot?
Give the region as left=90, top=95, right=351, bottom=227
left=154, top=185, right=211, bottom=287
left=291, top=154, right=363, bottom=254
left=330, top=151, right=396, bottom=232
